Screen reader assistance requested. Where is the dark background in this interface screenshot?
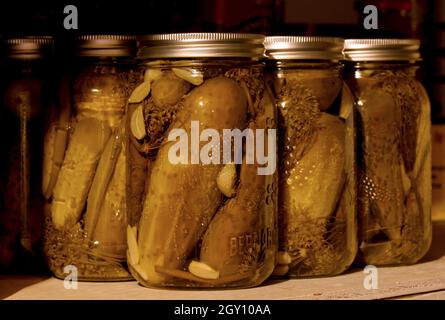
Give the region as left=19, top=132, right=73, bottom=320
left=0, top=0, right=443, bottom=117
left=0, top=0, right=433, bottom=37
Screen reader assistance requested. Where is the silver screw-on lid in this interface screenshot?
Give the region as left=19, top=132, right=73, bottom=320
left=4, top=36, right=53, bottom=60
left=137, top=33, right=265, bottom=59
left=344, top=39, right=421, bottom=61
left=76, top=35, right=136, bottom=57
left=264, top=36, right=344, bottom=61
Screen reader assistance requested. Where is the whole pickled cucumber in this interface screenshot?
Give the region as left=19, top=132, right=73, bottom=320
left=392, top=75, right=421, bottom=174
left=84, top=122, right=127, bottom=259
left=280, top=113, right=346, bottom=223
left=126, top=103, right=149, bottom=227
left=199, top=93, right=275, bottom=280
left=87, top=145, right=127, bottom=258
left=151, top=73, right=191, bottom=108
left=411, top=84, right=432, bottom=225
left=42, top=76, right=72, bottom=199
left=135, top=77, right=247, bottom=284
left=280, top=113, right=346, bottom=269
left=200, top=153, right=265, bottom=278
left=361, top=78, right=432, bottom=264
left=358, top=87, right=404, bottom=243
left=51, top=117, right=111, bottom=230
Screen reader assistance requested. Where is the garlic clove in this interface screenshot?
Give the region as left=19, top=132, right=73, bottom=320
left=127, top=225, right=139, bottom=266
left=132, top=263, right=148, bottom=281
left=172, top=68, right=204, bottom=86
left=128, top=81, right=151, bottom=103
left=217, top=162, right=237, bottom=197
left=188, top=260, right=220, bottom=280
left=130, top=105, right=146, bottom=140
left=144, top=69, right=163, bottom=83
left=277, top=251, right=292, bottom=265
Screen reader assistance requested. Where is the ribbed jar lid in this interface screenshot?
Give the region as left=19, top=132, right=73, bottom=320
left=4, top=36, right=53, bottom=60
left=264, top=36, right=344, bottom=61
left=137, top=33, right=265, bottom=59
left=76, top=35, right=136, bottom=57
left=344, top=39, right=421, bottom=61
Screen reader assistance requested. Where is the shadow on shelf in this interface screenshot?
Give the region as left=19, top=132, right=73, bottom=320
left=0, top=275, right=51, bottom=300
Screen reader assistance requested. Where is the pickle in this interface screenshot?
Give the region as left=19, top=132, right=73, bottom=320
left=151, top=73, right=191, bottom=108
left=200, top=104, right=272, bottom=279
left=127, top=142, right=149, bottom=227
left=42, top=76, right=72, bottom=199
left=86, top=144, right=127, bottom=259
left=126, top=103, right=149, bottom=226
left=412, top=84, right=432, bottom=227
left=200, top=153, right=265, bottom=278
left=279, top=113, right=346, bottom=273
left=51, top=117, right=111, bottom=230
left=135, top=77, right=247, bottom=284
left=398, top=78, right=421, bottom=174
left=83, top=121, right=127, bottom=259
left=280, top=113, right=346, bottom=223
left=84, top=128, right=122, bottom=236
left=359, top=75, right=431, bottom=264
left=273, top=71, right=350, bottom=275
left=358, top=87, right=404, bottom=243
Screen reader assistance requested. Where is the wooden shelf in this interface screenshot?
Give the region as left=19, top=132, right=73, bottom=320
left=1, top=221, right=445, bottom=300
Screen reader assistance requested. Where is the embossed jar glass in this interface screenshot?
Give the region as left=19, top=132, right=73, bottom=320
left=264, top=36, right=357, bottom=277
left=344, top=39, right=432, bottom=266
left=0, top=37, right=53, bottom=273
left=43, top=35, right=138, bottom=280
left=126, top=33, right=277, bottom=288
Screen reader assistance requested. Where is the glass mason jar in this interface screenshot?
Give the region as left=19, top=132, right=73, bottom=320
left=344, top=39, right=432, bottom=266
left=264, top=37, right=357, bottom=277
left=126, top=33, right=277, bottom=288
left=43, top=35, right=139, bottom=280
left=0, top=37, right=53, bottom=273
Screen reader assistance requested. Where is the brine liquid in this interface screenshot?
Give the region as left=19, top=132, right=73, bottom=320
left=273, top=72, right=357, bottom=277
left=354, top=70, right=432, bottom=265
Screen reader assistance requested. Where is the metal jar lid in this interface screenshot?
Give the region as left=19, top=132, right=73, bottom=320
left=4, top=36, right=53, bottom=60
left=76, top=35, right=136, bottom=57
left=343, top=39, right=421, bottom=62
left=137, top=33, right=265, bottom=59
left=264, top=36, right=344, bottom=61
